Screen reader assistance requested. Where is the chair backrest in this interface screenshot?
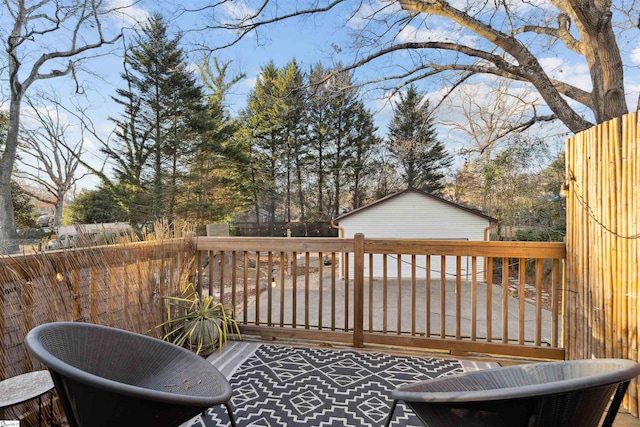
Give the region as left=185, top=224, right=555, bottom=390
left=26, top=322, right=232, bottom=427
left=395, top=358, right=640, bottom=399
left=392, top=359, right=640, bottom=427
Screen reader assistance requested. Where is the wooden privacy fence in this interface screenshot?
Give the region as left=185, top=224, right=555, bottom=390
left=565, top=111, right=640, bottom=416
left=195, top=235, right=566, bottom=360
left=0, top=238, right=193, bottom=424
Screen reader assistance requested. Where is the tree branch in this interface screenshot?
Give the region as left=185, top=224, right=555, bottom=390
left=199, top=0, right=347, bottom=51
left=398, top=0, right=593, bottom=132
left=516, top=13, right=584, bottom=55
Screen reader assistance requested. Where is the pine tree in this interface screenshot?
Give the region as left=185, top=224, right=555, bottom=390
left=309, top=65, right=356, bottom=217
left=177, top=57, right=248, bottom=227
left=346, top=102, right=381, bottom=209
left=307, top=63, right=332, bottom=218
left=244, top=62, right=287, bottom=234
left=278, top=60, right=307, bottom=222
left=387, top=85, right=452, bottom=194
left=105, top=56, right=153, bottom=226
left=126, top=14, right=203, bottom=219
left=308, top=64, right=380, bottom=217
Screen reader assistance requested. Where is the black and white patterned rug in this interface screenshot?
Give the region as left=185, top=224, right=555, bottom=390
left=185, top=343, right=489, bottom=427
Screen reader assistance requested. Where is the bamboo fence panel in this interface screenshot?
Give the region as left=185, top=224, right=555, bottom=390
left=565, top=111, right=640, bottom=416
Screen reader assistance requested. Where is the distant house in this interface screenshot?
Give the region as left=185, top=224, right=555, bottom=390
left=334, top=189, right=497, bottom=279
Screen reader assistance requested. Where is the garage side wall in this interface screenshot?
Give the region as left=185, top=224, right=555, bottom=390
left=338, top=192, right=492, bottom=279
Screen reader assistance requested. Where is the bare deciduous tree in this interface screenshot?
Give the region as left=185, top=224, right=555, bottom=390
left=197, top=0, right=635, bottom=132
left=16, top=101, right=93, bottom=228
left=442, top=81, right=553, bottom=162
left=0, top=0, right=127, bottom=248
left=441, top=80, right=557, bottom=212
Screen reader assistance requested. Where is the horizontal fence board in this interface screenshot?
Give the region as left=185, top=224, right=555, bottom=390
left=0, top=240, right=186, bottom=282
left=196, top=236, right=355, bottom=253
left=240, top=325, right=353, bottom=344
left=364, top=239, right=566, bottom=258
left=363, top=334, right=565, bottom=360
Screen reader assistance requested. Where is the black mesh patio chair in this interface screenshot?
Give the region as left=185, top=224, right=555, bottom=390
left=384, top=358, right=640, bottom=427
left=25, top=322, right=237, bottom=427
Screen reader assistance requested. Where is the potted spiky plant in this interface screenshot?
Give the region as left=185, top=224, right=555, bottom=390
left=158, top=283, right=241, bottom=356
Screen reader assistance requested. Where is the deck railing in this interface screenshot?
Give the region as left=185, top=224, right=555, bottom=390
left=0, top=235, right=566, bottom=377
left=0, top=235, right=565, bottom=423
left=194, top=235, right=566, bottom=360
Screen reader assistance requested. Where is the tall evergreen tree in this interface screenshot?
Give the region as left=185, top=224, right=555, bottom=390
left=387, top=85, right=452, bottom=194
left=346, top=102, right=381, bottom=209
left=308, top=63, right=380, bottom=217
left=321, top=68, right=367, bottom=218
left=245, top=62, right=284, bottom=233
left=107, top=57, right=150, bottom=188
left=278, top=60, right=308, bottom=222
left=177, top=57, right=248, bottom=227
left=243, top=61, right=310, bottom=233
left=127, top=13, right=204, bottom=220
left=105, top=14, right=204, bottom=224
left=307, top=63, right=332, bottom=219
left=104, top=55, right=154, bottom=227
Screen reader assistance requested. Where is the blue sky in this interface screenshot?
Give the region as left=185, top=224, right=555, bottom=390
left=10, top=0, right=640, bottom=192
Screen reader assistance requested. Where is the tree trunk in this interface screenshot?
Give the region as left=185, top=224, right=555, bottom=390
left=296, top=152, right=306, bottom=221
left=286, top=164, right=291, bottom=222
left=317, top=139, right=324, bottom=217
left=0, top=95, right=22, bottom=251
left=249, top=144, right=261, bottom=228
left=570, top=3, right=628, bottom=123
left=54, top=197, right=64, bottom=228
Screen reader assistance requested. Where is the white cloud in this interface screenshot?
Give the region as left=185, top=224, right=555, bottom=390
left=21, top=104, right=73, bottom=131
left=538, top=57, right=591, bottom=91
left=106, top=0, right=149, bottom=26
left=503, top=0, right=550, bottom=13
left=630, top=47, right=640, bottom=65
left=625, top=82, right=640, bottom=110
left=243, top=76, right=257, bottom=88
left=348, top=1, right=401, bottom=30
left=398, top=25, right=449, bottom=43
left=222, top=2, right=256, bottom=24
left=396, top=22, right=479, bottom=48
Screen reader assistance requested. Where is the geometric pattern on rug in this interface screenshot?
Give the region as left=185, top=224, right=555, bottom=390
left=187, top=344, right=465, bottom=427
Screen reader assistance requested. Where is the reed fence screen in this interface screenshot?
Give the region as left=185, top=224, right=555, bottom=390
left=0, top=238, right=194, bottom=423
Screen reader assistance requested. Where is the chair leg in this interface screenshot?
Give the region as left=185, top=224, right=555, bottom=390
left=601, top=381, right=630, bottom=427
left=199, top=404, right=237, bottom=427
left=383, top=399, right=398, bottom=427
left=224, top=402, right=237, bottom=427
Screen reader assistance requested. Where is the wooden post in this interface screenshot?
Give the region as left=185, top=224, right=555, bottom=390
left=353, top=233, right=365, bottom=348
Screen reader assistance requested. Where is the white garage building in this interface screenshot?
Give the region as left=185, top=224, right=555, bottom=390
left=334, top=189, right=497, bottom=280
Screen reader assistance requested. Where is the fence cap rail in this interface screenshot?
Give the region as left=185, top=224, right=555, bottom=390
left=195, top=236, right=566, bottom=258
